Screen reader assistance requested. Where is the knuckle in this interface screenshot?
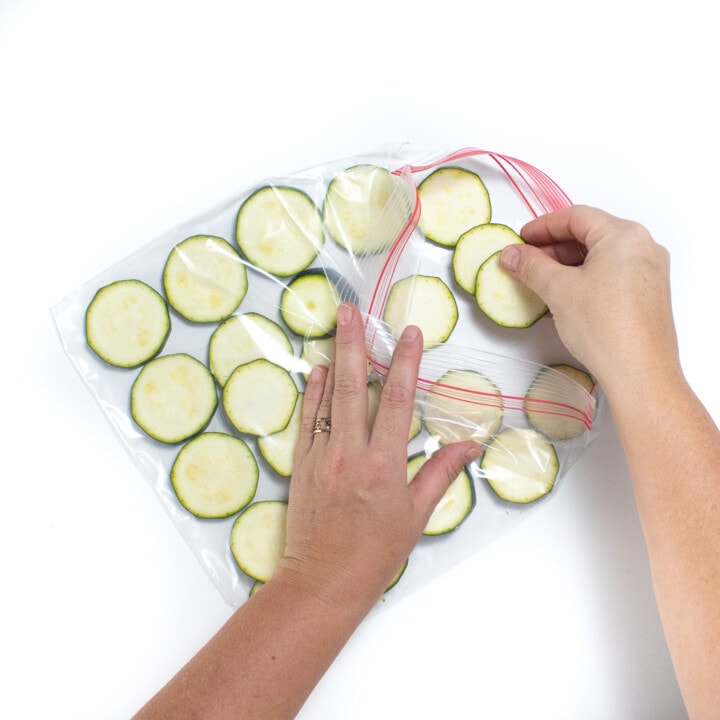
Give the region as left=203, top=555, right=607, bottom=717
left=331, top=371, right=362, bottom=400
left=381, top=378, right=413, bottom=408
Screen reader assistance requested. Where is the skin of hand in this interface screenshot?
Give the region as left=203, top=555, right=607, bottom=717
left=278, top=302, right=482, bottom=613
left=500, top=204, right=680, bottom=392
left=501, top=205, right=720, bottom=720
left=132, top=302, right=480, bottom=720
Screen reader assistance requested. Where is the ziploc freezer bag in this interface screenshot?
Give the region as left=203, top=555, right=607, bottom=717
left=52, top=143, right=604, bottom=608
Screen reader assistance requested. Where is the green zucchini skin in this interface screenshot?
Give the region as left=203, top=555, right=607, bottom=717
left=235, top=185, right=324, bottom=277
left=407, top=452, right=476, bottom=535
left=170, top=432, right=259, bottom=518
left=279, top=269, right=342, bottom=338
left=417, top=166, right=492, bottom=248
left=130, top=353, right=218, bottom=444
left=85, top=279, right=171, bottom=368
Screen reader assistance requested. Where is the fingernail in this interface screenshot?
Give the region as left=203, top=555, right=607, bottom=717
left=400, top=325, right=420, bottom=342
left=337, top=303, right=352, bottom=326
left=463, top=442, right=483, bottom=462
left=500, top=244, right=521, bottom=271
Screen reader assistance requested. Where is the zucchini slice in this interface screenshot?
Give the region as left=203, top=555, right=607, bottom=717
left=131, top=353, right=218, bottom=444
left=323, top=164, right=410, bottom=255
left=385, top=558, right=409, bottom=592
left=475, top=251, right=548, bottom=328
left=452, top=223, right=524, bottom=294
left=407, top=452, right=475, bottom=535
left=525, top=364, right=594, bottom=440
left=163, top=235, right=248, bottom=323
left=85, top=279, right=170, bottom=368
left=208, top=312, right=294, bottom=387
left=367, top=381, right=421, bottom=441
left=223, top=359, right=298, bottom=436
left=481, top=427, right=559, bottom=504
left=423, top=369, right=503, bottom=445
left=382, top=274, right=458, bottom=349
left=257, top=393, right=303, bottom=477
left=299, top=336, right=335, bottom=379
left=230, top=500, right=287, bottom=583
left=235, top=185, right=324, bottom=277
left=417, top=166, right=492, bottom=248
left=170, top=432, right=259, bottom=518
left=280, top=270, right=341, bottom=338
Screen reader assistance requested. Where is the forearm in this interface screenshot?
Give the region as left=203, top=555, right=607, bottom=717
left=133, top=570, right=372, bottom=720
left=603, top=366, right=720, bottom=719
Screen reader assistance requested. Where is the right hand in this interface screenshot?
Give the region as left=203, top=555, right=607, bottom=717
left=500, top=205, right=680, bottom=390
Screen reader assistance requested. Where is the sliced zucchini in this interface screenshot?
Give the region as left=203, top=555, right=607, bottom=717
left=235, top=185, right=324, bottom=277
left=170, top=432, right=259, bottom=518
left=223, top=359, right=298, bottom=436
left=208, top=312, right=295, bottom=387
left=452, top=223, right=524, bottom=294
left=417, top=166, right=491, bottom=248
left=407, top=452, right=475, bottom=535
left=382, top=274, right=458, bottom=349
left=423, top=369, right=504, bottom=445
left=131, top=353, right=218, bottom=444
left=163, top=235, right=248, bottom=323
left=323, top=164, right=410, bottom=255
left=249, top=580, right=264, bottom=598
left=367, top=380, right=421, bottom=441
left=85, top=279, right=170, bottom=368
left=525, top=364, right=595, bottom=440
left=280, top=270, right=341, bottom=338
left=481, top=427, right=559, bottom=504
left=257, top=393, right=303, bottom=477
left=475, top=251, right=548, bottom=328
left=299, top=336, right=335, bottom=379
left=230, top=500, right=288, bottom=583
left=385, top=558, right=408, bottom=592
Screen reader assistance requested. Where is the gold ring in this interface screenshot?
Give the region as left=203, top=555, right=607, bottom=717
left=313, top=417, right=332, bottom=434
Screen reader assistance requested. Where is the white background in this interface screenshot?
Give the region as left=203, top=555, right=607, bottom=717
left=2, top=1, right=717, bottom=718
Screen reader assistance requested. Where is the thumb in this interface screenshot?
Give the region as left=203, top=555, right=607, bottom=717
left=409, top=441, right=481, bottom=524
left=500, top=243, right=565, bottom=305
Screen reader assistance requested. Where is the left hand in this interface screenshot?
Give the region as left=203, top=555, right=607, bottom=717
left=275, top=302, right=481, bottom=611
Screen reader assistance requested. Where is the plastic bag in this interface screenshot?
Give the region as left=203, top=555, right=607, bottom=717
left=52, top=143, right=604, bottom=609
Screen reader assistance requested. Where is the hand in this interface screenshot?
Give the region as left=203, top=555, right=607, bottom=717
left=500, top=205, right=680, bottom=390
left=276, top=303, right=481, bottom=612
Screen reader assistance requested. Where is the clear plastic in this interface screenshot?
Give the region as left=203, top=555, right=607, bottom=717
left=52, top=143, right=605, bottom=609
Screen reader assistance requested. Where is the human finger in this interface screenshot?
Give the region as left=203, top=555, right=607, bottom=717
left=293, top=364, right=328, bottom=461
left=520, top=205, right=619, bottom=251
left=499, top=242, right=573, bottom=308
left=370, top=324, right=422, bottom=446
left=328, top=303, right=369, bottom=441
left=409, top=441, right=482, bottom=525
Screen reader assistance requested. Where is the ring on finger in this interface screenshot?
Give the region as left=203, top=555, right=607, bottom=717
left=312, top=417, right=332, bottom=434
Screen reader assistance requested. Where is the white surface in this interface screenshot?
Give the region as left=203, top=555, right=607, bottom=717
left=2, top=1, right=716, bottom=718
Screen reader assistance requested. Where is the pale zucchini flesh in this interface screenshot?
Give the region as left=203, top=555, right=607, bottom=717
left=163, top=235, right=248, bottom=323
left=280, top=271, right=341, bottom=338
left=525, top=364, right=594, bottom=440
left=423, top=369, right=503, bottom=445
left=171, top=432, right=259, bottom=518
left=407, top=452, right=475, bottom=535
left=235, top=185, right=324, bottom=277
left=382, top=274, right=458, bottom=349
left=257, top=393, right=303, bottom=477
left=417, top=166, right=492, bottom=247
left=230, top=500, right=288, bottom=583
left=208, top=312, right=294, bottom=386
left=223, top=359, right=298, bottom=436
left=475, top=251, right=548, bottom=328
left=85, top=279, right=170, bottom=368
left=323, top=164, right=411, bottom=255
left=452, top=223, right=524, bottom=294
left=481, top=427, right=559, bottom=504
left=131, top=353, right=218, bottom=444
